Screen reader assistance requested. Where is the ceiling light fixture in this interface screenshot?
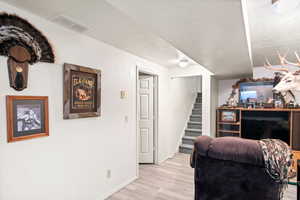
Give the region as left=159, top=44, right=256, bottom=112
left=272, top=0, right=300, bottom=14
left=178, top=59, right=189, bottom=68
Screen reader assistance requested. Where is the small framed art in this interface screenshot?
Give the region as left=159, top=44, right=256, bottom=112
left=220, top=110, right=237, bottom=122
left=6, top=96, right=49, bottom=142
left=63, top=63, right=101, bottom=119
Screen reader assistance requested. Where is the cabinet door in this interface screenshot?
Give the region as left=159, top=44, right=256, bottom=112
left=292, top=111, right=300, bottom=151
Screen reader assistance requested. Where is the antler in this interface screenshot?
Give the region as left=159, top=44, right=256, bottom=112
left=264, top=57, right=289, bottom=73
left=282, top=51, right=300, bottom=67
left=264, top=51, right=300, bottom=74
left=277, top=50, right=289, bottom=66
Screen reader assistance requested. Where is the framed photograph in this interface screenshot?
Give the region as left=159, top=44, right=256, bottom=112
left=6, top=96, right=49, bottom=142
left=63, top=63, right=101, bottom=119
left=220, top=110, right=237, bottom=122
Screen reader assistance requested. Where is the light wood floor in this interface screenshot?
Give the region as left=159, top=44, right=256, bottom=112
left=107, top=153, right=297, bottom=200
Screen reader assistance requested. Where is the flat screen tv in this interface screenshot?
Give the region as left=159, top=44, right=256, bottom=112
left=239, top=81, right=274, bottom=103
left=241, top=111, right=290, bottom=145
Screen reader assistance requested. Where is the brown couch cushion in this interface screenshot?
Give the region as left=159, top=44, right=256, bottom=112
left=194, top=136, right=264, bottom=166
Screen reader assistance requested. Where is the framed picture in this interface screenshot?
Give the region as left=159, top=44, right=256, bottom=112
left=220, top=110, right=237, bottom=122
left=63, top=63, right=101, bottom=119
left=6, top=96, right=49, bottom=142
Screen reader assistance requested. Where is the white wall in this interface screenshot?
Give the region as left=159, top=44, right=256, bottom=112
left=210, top=77, right=219, bottom=137
left=201, top=74, right=211, bottom=136
left=0, top=3, right=200, bottom=200
left=196, top=76, right=202, bottom=92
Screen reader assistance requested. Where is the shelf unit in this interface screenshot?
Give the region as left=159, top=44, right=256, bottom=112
left=216, top=107, right=300, bottom=151
left=216, top=108, right=241, bottom=137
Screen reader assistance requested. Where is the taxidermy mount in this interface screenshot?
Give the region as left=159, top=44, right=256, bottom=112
left=264, top=51, right=300, bottom=104
left=0, top=13, right=55, bottom=91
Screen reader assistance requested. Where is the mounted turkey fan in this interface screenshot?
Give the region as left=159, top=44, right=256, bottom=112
left=0, top=13, right=55, bottom=91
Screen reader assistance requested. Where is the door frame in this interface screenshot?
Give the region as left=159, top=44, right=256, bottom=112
left=136, top=66, right=159, bottom=177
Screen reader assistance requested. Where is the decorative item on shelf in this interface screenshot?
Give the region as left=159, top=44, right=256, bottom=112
left=237, top=102, right=245, bottom=108
left=267, top=97, right=274, bottom=104
left=247, top=102, right=255, bottom=109
left=226, top=91, right=237, bottom=107
left=286, top=101, right=296, bottom=109
left=6, top=96, right=49, bottom=142
left=0, top=13, right=55, bottom=91
left=274, top=100, right=283, bottom=108
left=227, top=97, right=238, bottom=107
left=263, top=103, right=274, bottom=108
left=247, top=98, right=256, bottom=104
left=63, top=63, right=101, bottom=119
left=257, top=101, right=265, bottom=108
left=264, top=51, right=300, bottom=105
left=264, top=97, right=274, bottom=108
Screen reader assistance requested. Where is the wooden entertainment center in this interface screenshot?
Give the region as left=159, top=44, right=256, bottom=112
left=216, top=107, right=300, bottom=171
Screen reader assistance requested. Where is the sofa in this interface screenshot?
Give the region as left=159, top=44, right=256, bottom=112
left=190, top=136, right=287, bottom=200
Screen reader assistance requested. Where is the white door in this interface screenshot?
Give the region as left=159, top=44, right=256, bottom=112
left=138, top=75, right=154, bottom=164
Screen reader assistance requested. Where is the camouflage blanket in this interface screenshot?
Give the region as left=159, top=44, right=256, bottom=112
left=258, top=139, right=293, bottom=199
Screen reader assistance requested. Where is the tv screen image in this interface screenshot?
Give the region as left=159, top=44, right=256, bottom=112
left=239, top=81, right=274, bottom=103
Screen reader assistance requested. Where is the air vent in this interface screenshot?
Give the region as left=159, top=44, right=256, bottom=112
left=51, top=15, right=88, bottom=33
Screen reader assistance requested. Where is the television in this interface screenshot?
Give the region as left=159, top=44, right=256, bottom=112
left=239, top=81, right=274, bottom=103
left=241, top=111, right=290, bottom=145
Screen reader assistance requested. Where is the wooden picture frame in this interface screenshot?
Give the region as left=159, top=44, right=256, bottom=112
left=220, top=110, right=237, bottom=122
left=6, top=96, right=49, bottom=142
left=63, top=63, right=101, bottom=119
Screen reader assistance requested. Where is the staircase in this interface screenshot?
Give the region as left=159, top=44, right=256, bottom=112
left=179, top=93, right=202, bottom=154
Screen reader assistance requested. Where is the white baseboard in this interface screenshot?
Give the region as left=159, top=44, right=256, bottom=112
left=102, top=176, right=138, bottom=200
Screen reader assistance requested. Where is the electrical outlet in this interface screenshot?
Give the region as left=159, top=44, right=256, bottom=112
left=106, top=170, right=111, bottom=179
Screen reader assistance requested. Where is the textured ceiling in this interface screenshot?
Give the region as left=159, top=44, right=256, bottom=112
left=1, top=0, right=257, bottom=78
left=247, top=0, right=300, bottom=67
left=0, top=0, right=183, bottom=68
left=107, top=0, right=253, bottom=78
